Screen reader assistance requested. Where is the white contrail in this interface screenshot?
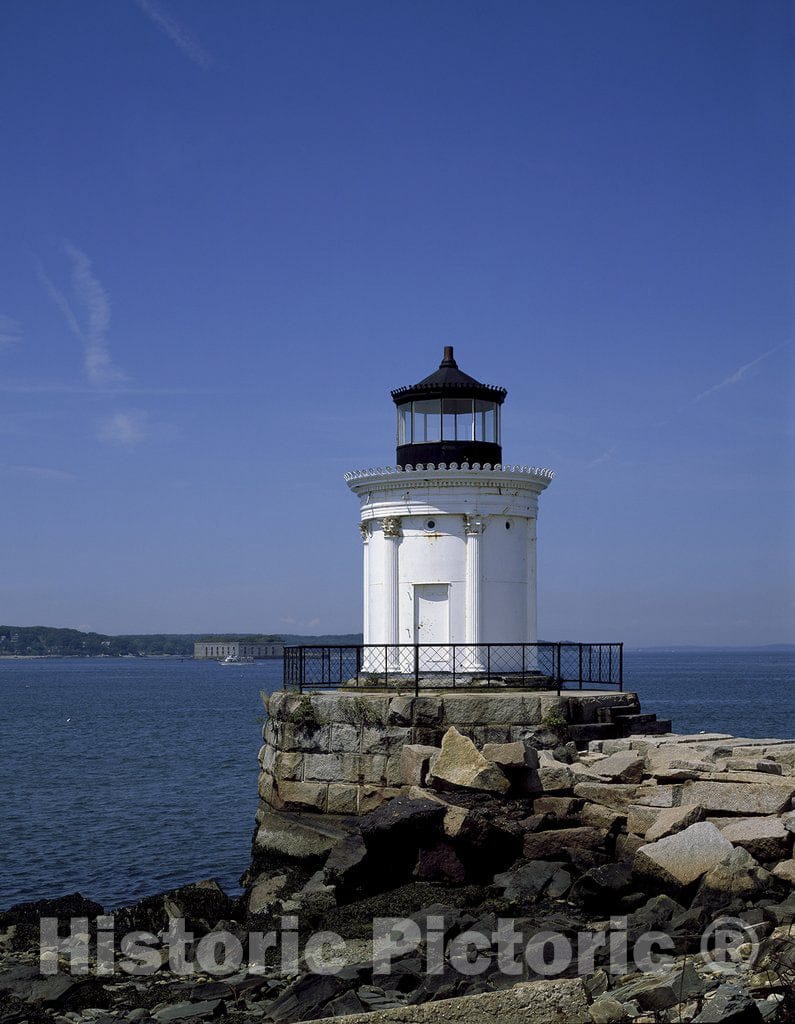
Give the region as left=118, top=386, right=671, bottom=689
left=0, top=464, right=76, bottom=481
left=38, top=243, right=126, bottom=387
left=587, top=445, right=617, bottom=469
left=693, top=341, right=790, bottom=402
left=132, top=0, right=212, bottom=68
left=37, top=266, right=83, bottom=341
left=592, top=339, right=790, bottom=454
left=63, top=242, right=124, bottom=387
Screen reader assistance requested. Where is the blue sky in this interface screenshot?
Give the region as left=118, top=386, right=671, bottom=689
left=0, top=0, right=791, bottom=645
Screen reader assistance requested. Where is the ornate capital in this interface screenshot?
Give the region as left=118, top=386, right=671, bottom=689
left=464, top=514, right=484, bottom=537
left=358, top=522, right=370, bottom=543
left=381, top=516, right=402, bottom=538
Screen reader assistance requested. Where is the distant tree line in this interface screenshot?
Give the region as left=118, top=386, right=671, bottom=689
left=0, top=626, right=362, bottom=658
left=0, top=627, right=278, bottom=658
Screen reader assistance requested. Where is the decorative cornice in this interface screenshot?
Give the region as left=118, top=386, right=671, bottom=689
left=391, top=382, right=507, bottom=402
left=345, top=463, right=554, bottom=482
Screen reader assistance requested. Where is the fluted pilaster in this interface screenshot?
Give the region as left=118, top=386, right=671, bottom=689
left=464, top=514, right=484, bottom=648
left=381, top=517, right=402, bottom=654
left=359, top=522, right=370, bottom=645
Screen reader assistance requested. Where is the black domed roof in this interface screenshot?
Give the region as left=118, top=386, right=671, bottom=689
left=391, top=347, right=507, bottom=404
left=415, top=347, right=481, bottom=387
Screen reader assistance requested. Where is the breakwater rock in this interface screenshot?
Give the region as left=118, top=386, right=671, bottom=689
left=2, top=728, right=795, bottom=1023
left=256, top=689, right=656, bottom=817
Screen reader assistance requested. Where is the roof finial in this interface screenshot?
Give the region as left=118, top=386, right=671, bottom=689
left=441, top=345, right=457, bottom=368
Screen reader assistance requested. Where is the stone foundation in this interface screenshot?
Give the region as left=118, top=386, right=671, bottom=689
left=258, top=689, right=641, bottom=816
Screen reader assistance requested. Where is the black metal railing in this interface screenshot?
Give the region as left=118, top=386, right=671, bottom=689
left=283, top=642, right=623, bottom=696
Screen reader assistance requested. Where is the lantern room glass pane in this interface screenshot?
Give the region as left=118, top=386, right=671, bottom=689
left=441, top=398, right=473, bottom=440
left=474, top=399, right=497, bottom=441
left=456, top=406, right=473, bottom=441
left=413, top=399, right=441, bottom=442
left=398, top=404, right=411, bottom=445
left=484, top=405, right=495, bottom=442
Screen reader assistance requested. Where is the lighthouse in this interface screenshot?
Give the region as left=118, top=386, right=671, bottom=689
left=269, top=351, right=631, bottom=819
left=345, top=347, right=553, bottom=673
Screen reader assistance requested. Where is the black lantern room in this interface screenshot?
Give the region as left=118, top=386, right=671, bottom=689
left=391, top=347, right=507, bottom=469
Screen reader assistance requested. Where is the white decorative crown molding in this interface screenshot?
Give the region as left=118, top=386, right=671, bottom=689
left=345, top=465, right=554, bottom=516
left=345, top=463, right=554, bottom=483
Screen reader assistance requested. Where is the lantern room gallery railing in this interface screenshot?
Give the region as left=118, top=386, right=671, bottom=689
left=283, top=642, right=623, bottom=696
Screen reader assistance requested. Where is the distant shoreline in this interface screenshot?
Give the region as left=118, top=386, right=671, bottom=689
left=2, top=647, right=793, bottom=660
left=0, top=653, right=188, bottom=660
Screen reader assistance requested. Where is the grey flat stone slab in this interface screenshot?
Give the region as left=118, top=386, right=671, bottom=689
left=634, top=821, right=734, bottom=886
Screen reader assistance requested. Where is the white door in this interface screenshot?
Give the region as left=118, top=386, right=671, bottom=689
left=414, top=585, right=450, bottom=669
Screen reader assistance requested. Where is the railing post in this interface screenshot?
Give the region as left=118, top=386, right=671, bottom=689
left=414, top=643, right=419, bottom=697
left=384, top=645, right=388, bottom=691
left=556, top=642, right=562, bottom=692
left=578, top=643, right=583, bottom=690
left=619, top=643, right=624, bottom=692
left=486, top=644, right=491, bottom=685
left=522, top=644, right=526, bottom=687
left=452, top=644, right=456, bottom=689
left=356, top=645, right=361, bottom=683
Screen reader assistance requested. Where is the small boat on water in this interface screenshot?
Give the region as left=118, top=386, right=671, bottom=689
left=220, top=653, right=255, bottom=665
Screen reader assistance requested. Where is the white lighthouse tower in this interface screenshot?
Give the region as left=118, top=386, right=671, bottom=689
left=345, top=347, right=553, bottom=673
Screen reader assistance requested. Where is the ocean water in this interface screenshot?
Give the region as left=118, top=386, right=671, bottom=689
left=0, top=650, right=792, bottom=910
left=0, top=658, right=282, bottom=911
left=622, top=649, right=794, bottom=738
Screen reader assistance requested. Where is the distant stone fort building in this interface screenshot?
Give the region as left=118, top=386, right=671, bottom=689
left=194, top=639, right=284, bottom=660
